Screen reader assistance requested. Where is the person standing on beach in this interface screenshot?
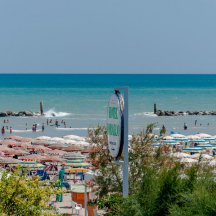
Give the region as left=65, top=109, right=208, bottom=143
left=1, top=126, right=5, bottom=135
left=10, top=127, right=12, bottom=134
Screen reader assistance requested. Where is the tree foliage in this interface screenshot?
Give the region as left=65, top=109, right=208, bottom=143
left=88, top=125, right=216, bottom=216
left=0, top=169, right=57, bottom=216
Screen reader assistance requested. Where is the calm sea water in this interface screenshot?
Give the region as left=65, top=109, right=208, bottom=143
left=0, top=74, right=216, bottom=138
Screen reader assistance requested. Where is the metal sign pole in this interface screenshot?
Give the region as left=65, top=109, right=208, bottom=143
left=123, top=87, right=128, bottom=197
left=114, top=87, right=129, bottom=197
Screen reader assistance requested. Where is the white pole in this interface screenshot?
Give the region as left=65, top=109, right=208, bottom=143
left=84, top=180, right=88, bottom=216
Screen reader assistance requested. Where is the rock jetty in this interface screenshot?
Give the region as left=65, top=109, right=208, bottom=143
left=153, top=104, right=216, bottom=116
left=0, top=111, right=41, bottom=117
left=155, top=110, right=216, bottom=116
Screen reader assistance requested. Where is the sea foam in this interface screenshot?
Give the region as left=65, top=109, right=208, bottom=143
left=44, top=109, right=72, bottom=118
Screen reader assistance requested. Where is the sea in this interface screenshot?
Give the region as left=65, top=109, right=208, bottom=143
left=1, top=74, right=216, bottom=139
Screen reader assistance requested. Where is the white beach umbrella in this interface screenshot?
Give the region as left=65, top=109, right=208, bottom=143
left=162, top=136, right=174, bottom=140
left=77, top=141, right=90, bottom=146
left=63, top=135, right=85, bottom=141
left=49, top=137, right=65, bottom=142
left=200, top=154, right=213, bottom=160
left=209, top=159, right=216, bottom=166
left=187, top=135, right=200, bottom=140
left=64, top=140, right=78, bottom=145
left=128, top=135, right=132, bottom=141
left=180, top=158, right=198, bottom=163
left=36, top=136, right=51, bottom=140
left=195, top=133, right=212, bottom=138
left=169, top=152, right=190, bottom=158
left=171, top=134, right=186, bottom=138
left=190, top=154, right=201, bottom=159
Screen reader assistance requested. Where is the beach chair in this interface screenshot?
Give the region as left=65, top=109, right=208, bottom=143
left=71, top=201, right=82, bottom=215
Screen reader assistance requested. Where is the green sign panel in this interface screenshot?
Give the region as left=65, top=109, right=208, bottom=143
left=107, top=92, right=124, bottom=158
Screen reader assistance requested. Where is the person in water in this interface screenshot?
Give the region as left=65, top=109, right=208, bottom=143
left=1, top=126, right=5, bottom=135
left=42, top=123, right=45, bottom=132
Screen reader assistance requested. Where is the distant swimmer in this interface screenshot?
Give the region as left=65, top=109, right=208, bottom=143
left=42, top=123, right=45, bottom=132
left=195, top=120, right=197, bottom=126
left=10, top=127, right=12, bottom=134
left=184, top=123, right=187, bottom=130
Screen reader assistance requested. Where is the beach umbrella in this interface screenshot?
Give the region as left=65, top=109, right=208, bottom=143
left=169, top=152, right=190, bottom=158
left=19, top=154, right=45, bottom=162
left=162, top=140, right=179, bottom=144
left=63, top=146, right=82, bottom=152
left=190, top=154, right=201, bottom=159
left=63, top=135, right=85, bottom=141
left=63, top=152, right=86, bottom=160
left=4, top=149, right=29, bottom=156
left=0, top=157, right=22, bottom=164
left=171, top=134, right=186, bottom=138
left=49, top=137, right=65, bottom=142
left=200, top=154, right=213, bottom=160
left=187, top=135, right=200, bottom=140
left=76, top=141, right=89, bottom=146
left=180, top=158, right=198, bottom=163
left=63, top=140, right=78, bottom=145
left=40, top=156, right=64, bottom=163
left=36, top=136, right=51, bottom=140
left=6, top=135, right=23, bottom=140
left=45, top=149, right=66, bottom=156
left=209, top=159, right=216, bottom=166
left=2, top=140, right=18, bottom=145
left=162, top=136, right=174, bottom=140
left=195, top=133, right=212, bottom=138
left=28, top=145, right=51, bottom=152
left=19, top=161, right=45, bottom=169
left=47, top=143, right=66, bottom=150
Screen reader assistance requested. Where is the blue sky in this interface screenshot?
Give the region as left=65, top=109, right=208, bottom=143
left=0, top=0, right=216, bottom=74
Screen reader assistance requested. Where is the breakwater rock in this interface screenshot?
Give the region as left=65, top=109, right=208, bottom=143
left=155, top=110, right=216, bottom=116
left=0, top=111, right=41, bottom=117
